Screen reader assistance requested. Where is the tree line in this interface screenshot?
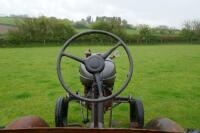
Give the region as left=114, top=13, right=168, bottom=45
left=0, top=16, right=200, bottom=46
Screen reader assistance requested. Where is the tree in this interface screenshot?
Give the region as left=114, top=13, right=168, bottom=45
left=7, top=16, right=76, bottom=44
left=122, top=19, right=128, bottom=28
left=152, top=25, right=169, bottom=35
left=137, top=24, right=152, bottom=43
left=193, top=20, right=200, bottom=38
left=86, top=16, right=92, bottom=24
left=73, top=21, right=88, bottom=29
left=180, top=20, right=200, bottom=43
left=91, top=16, right=127, bottom=38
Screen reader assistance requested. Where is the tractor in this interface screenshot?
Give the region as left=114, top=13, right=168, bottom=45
left=55, top=30, right=144, bottom=128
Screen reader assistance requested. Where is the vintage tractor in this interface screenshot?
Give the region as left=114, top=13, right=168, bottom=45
left=1, top=30, right=189, bottom=133
left=55, top=30, right=144, bottom=128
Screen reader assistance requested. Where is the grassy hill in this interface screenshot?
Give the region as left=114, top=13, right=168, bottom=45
left=0, top=17, right=18, bottom=34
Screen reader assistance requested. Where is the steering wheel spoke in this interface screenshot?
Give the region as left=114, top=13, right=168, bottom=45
left=94, top=73, right=103, bottom=98
left=62, top=52, right=85, bottom=63
left=101, top=41, right=122, bottom=59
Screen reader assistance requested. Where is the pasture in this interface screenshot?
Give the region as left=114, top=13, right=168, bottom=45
left=0, top=44, right=199, bottom=129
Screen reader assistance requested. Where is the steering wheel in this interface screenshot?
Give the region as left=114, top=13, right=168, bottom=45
left=57, top=30, right=133, bottom=102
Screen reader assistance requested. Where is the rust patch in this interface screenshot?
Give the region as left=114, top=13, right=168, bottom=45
left=5, top=116, right=49, bottom=129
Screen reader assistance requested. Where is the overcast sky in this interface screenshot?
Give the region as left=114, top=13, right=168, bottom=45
left=1, top=0, right=200, bottom=28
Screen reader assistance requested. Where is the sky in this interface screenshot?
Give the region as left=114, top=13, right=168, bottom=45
left=0, top=0, right=200, bottom=28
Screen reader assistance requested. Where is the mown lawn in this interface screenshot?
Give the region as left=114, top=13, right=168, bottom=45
left=0, top=44, right=199, bottom=129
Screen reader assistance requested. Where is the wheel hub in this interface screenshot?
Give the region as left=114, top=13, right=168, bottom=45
left=85, top=55, right=105, bottom=73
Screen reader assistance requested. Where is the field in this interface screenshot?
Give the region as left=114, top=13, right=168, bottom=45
left=0, top=17, right=18, bottom=25
left=0, top=44, right=199, bottom=129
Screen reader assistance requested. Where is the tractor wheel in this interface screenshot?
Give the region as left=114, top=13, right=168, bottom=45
left=55, top=96, right=69, bottom=127
left=130, top=99, right=144, bottom=128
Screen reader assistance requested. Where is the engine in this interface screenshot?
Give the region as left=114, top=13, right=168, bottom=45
left=79, top=55, right=116, bottom=109
left=79, top=57, right=116, bottom=88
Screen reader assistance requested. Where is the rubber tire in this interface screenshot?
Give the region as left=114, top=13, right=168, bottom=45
left=130, top=99, right=144, bottom=128
left=55, top=96, right=68, bottom=127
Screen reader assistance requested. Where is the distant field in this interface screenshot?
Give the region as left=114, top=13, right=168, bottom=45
left=126, top=28, right=138, bottom=34
left=0, top=44, right=199, bottom=129
left=0, top=17, right=18, bottom=34
left=0, top=17, right=18, bottom=25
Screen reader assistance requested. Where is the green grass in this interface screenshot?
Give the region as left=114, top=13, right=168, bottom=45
left=0, top=44, right=199, bottom=129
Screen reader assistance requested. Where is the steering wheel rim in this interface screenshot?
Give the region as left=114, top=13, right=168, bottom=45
left=57, top=30, right=133, bottom=102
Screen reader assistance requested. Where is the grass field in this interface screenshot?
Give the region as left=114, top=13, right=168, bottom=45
left=0, top=44, right=199, bottom=129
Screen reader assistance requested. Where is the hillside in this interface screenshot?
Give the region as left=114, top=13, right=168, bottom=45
left=0, top=17, right=17, bottom=34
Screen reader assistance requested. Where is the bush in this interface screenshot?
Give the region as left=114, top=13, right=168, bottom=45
left=6, top=16, right=76, bottom=44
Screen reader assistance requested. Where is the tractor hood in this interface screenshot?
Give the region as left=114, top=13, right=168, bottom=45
left=79, top=58, right=116, bottom=87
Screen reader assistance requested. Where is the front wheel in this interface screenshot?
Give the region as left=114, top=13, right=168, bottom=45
left=55, top=96, right=69, bottom=127
left=130, top=99, right=144, bottom=128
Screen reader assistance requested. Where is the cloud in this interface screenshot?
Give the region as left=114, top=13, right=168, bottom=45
left=0, top=0, right=200, bottom=28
